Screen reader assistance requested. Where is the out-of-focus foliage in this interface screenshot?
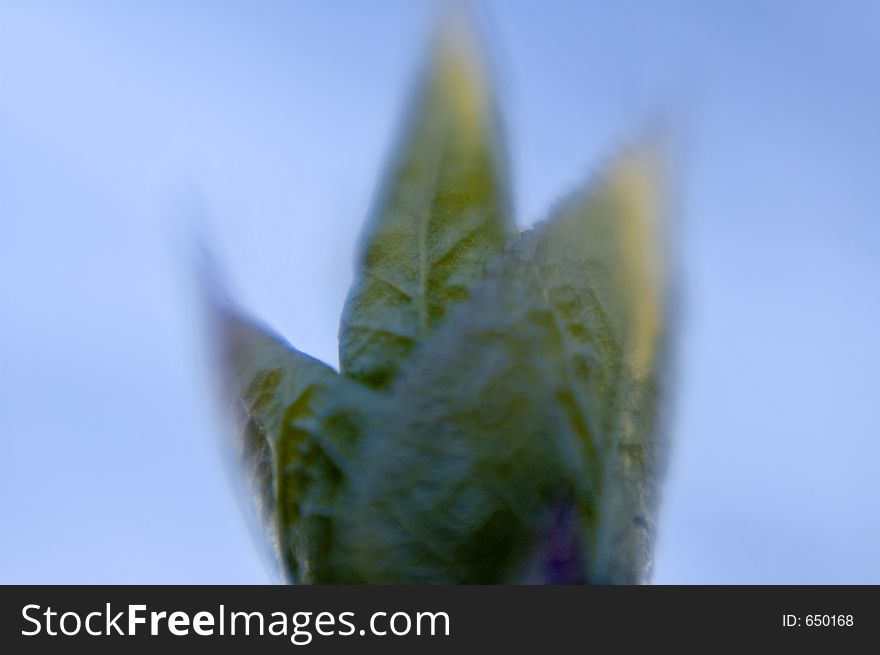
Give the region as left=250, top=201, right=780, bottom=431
left=218, top=307, right=383, bottom=583
left=338, top=21, right=513, bottom=390
left=212, top=14, right=668, bottom=584
left=344, top=150, right=666, bottom=584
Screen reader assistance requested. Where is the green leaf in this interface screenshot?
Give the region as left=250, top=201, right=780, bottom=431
left=522, top=145, right=667, bottom=582
left=216, top=306, right=381, bottom=583
left=342, top=241, right=586, bottom=583
left=338, top=20, right=514, bottom=389
left=342, top=145, right=666, bottom=583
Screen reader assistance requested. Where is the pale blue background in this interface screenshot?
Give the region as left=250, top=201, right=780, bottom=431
left=1, top=1, right=878, bottom=583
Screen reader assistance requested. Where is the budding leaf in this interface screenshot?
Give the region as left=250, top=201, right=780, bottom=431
left=338, top=24, right=513, bottom=389
left=211, top=9, right=670, bottom=584
left=217, top=307, right=381, bottom=583
left=342, top=147, right=666, bottom=584
left=519, top=147, right=667, bottom=583
left=343, top=241, right=585, bottom=583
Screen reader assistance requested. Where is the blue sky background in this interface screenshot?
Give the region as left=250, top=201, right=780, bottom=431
left=1, top=1, right=878, bottom=583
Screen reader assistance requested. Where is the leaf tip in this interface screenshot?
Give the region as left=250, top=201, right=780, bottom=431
left=427, top=1, right=496, bottom=136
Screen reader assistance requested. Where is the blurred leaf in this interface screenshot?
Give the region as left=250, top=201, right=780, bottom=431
left=526, top=145, right=667, bottom=582
left=209, top=4, right=669, bottom=584
left=216, top=307, right=381, bottom=583
left=343, top=237, right=584, bottom=583
left=338, top=21, right=514, bottom=389
left=343, top=146, right=666, bottom=583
